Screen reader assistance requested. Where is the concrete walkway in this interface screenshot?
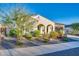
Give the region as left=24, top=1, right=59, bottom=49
left=0, top=41, right=79, bottom=56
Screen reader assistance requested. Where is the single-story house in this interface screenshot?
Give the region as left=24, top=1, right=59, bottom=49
left=0, top=14, right=65, bottom=35
left=32, top=15, right=65, bottom=34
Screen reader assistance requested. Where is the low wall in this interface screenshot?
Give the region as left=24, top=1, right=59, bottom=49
left=67, top=35, right=79, bottom=38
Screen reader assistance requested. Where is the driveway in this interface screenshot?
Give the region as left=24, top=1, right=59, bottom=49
left=41, top=47, right=79, bottom=56
left=0, top=41, right=79, bottom=56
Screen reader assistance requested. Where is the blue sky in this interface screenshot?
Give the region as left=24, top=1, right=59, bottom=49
left=0, top=3, right=79, bottom=25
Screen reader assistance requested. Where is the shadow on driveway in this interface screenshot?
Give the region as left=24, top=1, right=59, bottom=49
left=1, top=40, right=15, bottom=49
left=1, top=39, right=38, bottom=49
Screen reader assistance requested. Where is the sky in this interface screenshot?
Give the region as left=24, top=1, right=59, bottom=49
left=0, top=3, right=79, bottom=25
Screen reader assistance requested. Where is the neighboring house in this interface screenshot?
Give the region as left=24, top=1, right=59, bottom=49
left=65, top=26, right=79, bottom=35
left=65, top=27, right=73, bottom=34
left=32, top=15, right=65, bottom=34
left=65, top=24, right=75, bottom=34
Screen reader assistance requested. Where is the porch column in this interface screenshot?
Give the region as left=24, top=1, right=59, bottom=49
left=44, top=25, right=47, bottom=34
left=53, top=24, right=55, bottom=31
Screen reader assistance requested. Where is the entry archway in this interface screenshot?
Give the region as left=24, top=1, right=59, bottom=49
left=47, top=24, right=53, bottom=34
left=38, top=24, right=45, bottom=34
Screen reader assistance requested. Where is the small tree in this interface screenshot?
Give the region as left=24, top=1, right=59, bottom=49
left=0, top=7, right=37, bottom=41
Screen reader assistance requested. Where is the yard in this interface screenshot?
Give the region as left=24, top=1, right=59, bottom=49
left=0, top=6, right=78, bottom=50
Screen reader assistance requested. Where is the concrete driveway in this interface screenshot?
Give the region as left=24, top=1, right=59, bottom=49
left=0, top=41, right=79, bottom=56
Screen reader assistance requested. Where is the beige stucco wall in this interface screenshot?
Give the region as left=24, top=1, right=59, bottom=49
left=32, top=15, right=55, bottom=34
left=32, top=15, right=65, bottom=34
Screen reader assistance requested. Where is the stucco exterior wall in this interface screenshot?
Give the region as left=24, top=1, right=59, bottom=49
left=32, top=15, right=55, bottom=34
left=32, top=15, right=65, bottom=34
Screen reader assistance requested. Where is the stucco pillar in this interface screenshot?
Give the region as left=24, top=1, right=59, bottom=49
left=44, top=25, right=47, bottom=34
left=53, top=24, right=55, bottom=31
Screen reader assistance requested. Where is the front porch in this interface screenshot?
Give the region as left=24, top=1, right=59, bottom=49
left=37, top=24, right=64, bottom=35
left=37, top=24, right=55, bottom=34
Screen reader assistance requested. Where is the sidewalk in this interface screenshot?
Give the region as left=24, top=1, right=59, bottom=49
left=0, top=41, right=79, bottom=56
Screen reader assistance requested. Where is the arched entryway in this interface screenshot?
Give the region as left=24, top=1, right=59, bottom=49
left=47, top=24, right=53, bottom=34
left=38, top=24, right=45, bottom=34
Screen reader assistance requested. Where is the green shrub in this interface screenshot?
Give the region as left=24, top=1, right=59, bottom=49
left=49, top=31, right=59, bottom=39
left=43, top=38, right=49, bottom=43
left=32, top=30, right=41, bottom=37
left=9, top=28, right=22, bottom=38
left=24, top=33, right=32, bottom=40
left=9, top=29, right=17, bottom=37
left=16, top=41, right=23, bottom=46
left=43, top=34, right=49, bottom=43
left=63, top=37, right=68, bottom=41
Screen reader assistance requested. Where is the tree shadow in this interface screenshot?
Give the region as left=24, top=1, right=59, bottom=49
left=1, top=40, right=16, bottom=49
